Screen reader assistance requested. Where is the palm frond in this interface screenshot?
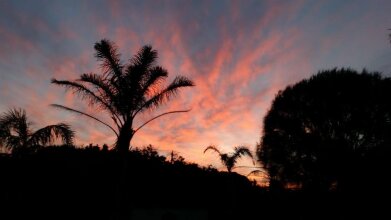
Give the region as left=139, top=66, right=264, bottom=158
left=141, top=66, right=168, bottom=97
left=51, top=79, right=112, bottom=112
left=124, top=46, right=159, bottom=108
left=28, top=123, right=74, bottom=146
left=94, top=39, right=123, bottom=79
left=0, top=118, right=21, bottom=150
left=137, top=75, right=194, bottom=113
left=0, top=127, right=7, bottom=146
left=166, top=76, right=195, bottom=95
left=0, top=135, right=21, bottom=150
left=7, top=137, right=21, bottom=150
left=0, top=108, right=27, bottom=128
left=204, top=145, right=221, bottom=154
left=232, top=146, right=253, bottom=160
left=133, top=110, right=190, bottom=135
left=79, top=73, right=117, bottom=100
left=0, top=108, right=29, bottom=148
left=50, top=104, right=119, bottom=137
left=128, top=45, right=157, bottom=73
left=247, top=170, right=265, bottom=177
left=78, top=73, right=123, bottom=127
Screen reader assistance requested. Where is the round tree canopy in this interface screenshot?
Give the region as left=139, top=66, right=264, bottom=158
left=257, top=68, right=391, bottom=191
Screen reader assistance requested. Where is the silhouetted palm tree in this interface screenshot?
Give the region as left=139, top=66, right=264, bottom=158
left=0, top=108, right=74, bottom=154
left=204, top=145, right=253, bottom=173
left=52, top=39, right=194, bottom=152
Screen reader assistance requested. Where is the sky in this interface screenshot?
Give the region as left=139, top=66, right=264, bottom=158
left=0, top=0, right=390, bottom=180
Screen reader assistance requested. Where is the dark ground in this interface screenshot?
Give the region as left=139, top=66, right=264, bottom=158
left=0, top=146, right=388, bottom=220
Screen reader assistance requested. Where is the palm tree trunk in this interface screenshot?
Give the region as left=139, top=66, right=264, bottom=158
left=116, top=123, right=133, bottom=153
left=113, top=121, right=133, bottom=219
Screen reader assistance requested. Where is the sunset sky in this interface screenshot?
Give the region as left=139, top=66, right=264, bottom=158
left=0, top=0, right=390, bottom=177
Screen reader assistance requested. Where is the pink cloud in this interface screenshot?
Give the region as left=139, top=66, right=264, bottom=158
left=0, top=27, right=36, bottom=59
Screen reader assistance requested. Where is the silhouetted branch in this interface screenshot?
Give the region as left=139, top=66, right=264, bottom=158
left=50, top=104, right=119, bottom=137
left=203, top=145, right=221, bottom=154
left=29, top=123, right=74, bottom=146
left=247, top=170, right=268, bottom=177
left=133, top=109, right=191, bottom=135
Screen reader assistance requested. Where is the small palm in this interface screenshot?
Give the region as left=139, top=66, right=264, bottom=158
left=0, top=108, right=74, bottom=154
left=204, top=145, right=253, bottom=173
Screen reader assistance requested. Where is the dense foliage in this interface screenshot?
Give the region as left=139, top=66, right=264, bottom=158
left=257, top=68, right=391, bottom=191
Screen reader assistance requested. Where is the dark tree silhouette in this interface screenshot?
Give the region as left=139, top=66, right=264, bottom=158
left=204, top=145, right=253, bottom=173
left=52, top=39, right=194, bottom=152
left=257, top=68, right=391, bottom=191
left=0, top=108, right=74, bottom=154
left=168, top=150, right=185, bottom=164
